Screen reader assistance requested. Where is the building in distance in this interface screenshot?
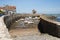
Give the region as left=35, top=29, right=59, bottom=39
left=0, top=5, right=16, bottom=15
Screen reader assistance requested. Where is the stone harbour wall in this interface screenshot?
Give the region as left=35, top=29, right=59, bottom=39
left=38, top=15, right=60, bottom=38
left=0, top=16, right=13, bottom=40
left=4, top=15, right=20, bottom=30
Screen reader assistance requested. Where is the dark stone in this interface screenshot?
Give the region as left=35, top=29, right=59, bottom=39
left=38, top=18, right=60, bottom=38
left=4, top=15, right=21, bottom=30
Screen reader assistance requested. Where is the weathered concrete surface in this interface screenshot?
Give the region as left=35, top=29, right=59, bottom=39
left=13, top=34, right=60, bottom=40
left=1, top=14, right=60, bottom=40
left=9, top=15, right=60, bottom=40
left=0, top=16, right=13, bottom=40
left=9, top=17, right=40, bottom=36
left=9, top=23, right=60, bottom=40
left=38, top=15, right=60, bottom=37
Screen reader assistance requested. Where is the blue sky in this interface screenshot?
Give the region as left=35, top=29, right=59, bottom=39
left=0, top=0, right=60, bottom=14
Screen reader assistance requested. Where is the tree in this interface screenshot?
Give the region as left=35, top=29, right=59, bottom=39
left=32, top=9, right=36, bottom=14
left=0, top=10, right=3, bottom=13
left=0, top=10, right=5, bottom=15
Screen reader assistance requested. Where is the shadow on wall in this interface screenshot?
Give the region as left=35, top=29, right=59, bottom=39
left=38, top=18, right=60, bottom=38
left=4, top=15, right=21, bottom=30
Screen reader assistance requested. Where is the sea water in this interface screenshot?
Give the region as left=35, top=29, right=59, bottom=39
left=56, top=17, right=60, bottom=22
left=46, top=14, right=60, bottom=22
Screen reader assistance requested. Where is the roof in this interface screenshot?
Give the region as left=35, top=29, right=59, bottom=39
left=0, top=5, right=16, bottom=10
left=0, top=7, right=4, bottom=10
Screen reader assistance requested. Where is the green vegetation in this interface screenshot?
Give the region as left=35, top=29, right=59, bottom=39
left=32, top=9, right=36, bottom=14
left=0, top=10, right=4, bottom=15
